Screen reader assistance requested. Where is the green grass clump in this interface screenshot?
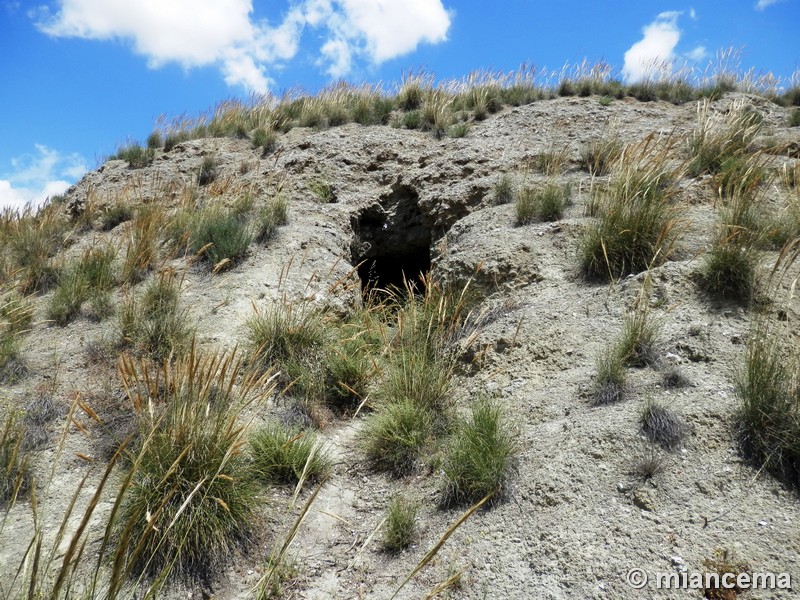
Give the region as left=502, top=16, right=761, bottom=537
left=617, top=305, right=660, bottom=367
left=114, top=143, right=155, bottom=168
left=580, top=134, right=622, bottom=176
left=47, top=244, right=117, bottom=325
left=592, top=351, right=627, bottom=405
left=688, top=100, right=762, bottom=177
left=362, top=399, right=433, bottom=475
left=117, top=347, right=268, bottom=582
left=493, top=173, right=515, bottom=205
left=255, top=194, right=289, bottom=243
left=1, top=412, right=32, bottom=507
left=790, top=108, right=800, bottom=127
left=440, top=400, right=517, bottom=506
left=119, top=271, right=192, bottom=359
left=251, top=127, right=278, bottom=154
left=580, top=139, right=681, bottom=281
left=700, top=230, right=758, bottom=303
left=383, top=497, right=418, bottom=552
left=736, top=327, right=800, bottom=486
left=307, top=179, right=335, bottom=203
left=100, top=203, right=134, bottom=231
left=122, top=206, right=161, bottom=283
left=250, top=422, right=330, bottom=485
left=197, top=155, right=220, bottom=186
left=516, top=183, right=571, bottom=224
left=187, top=206, right=253, bottom=271
left=246, top=301, right=327, bottom=385
left=0, top=291, right=32, bottom=382
left=5, top=207, right=66, bottom=293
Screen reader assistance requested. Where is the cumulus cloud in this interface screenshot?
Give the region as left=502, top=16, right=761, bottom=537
left=0, top=145, right=87, bottom=211
left=622, top=11, right=682, bottom=82
left=36, top=0, right=451, bottom=91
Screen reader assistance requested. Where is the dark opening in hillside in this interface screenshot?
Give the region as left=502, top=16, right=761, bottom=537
left=351, top=183, right=432, bottom=297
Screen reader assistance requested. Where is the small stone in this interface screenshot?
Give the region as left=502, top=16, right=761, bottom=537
left=617, top=482, right=633, bottom=493
left=633, top=488, right=656, bottom=512
left=758, top=520, right=768, bottom=527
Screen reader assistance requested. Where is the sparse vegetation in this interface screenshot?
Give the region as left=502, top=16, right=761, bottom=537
left=119, top=270, right=192, bottom=359
left=187, top=205, right=253, bottom=271
left=617, top=304, right=660, bottom=367
left=1, top=412, right=32, bottom=506
left=516, top=182, right=571, bottom=224
left=198, top=154, right=220, bottom=186
left=700, top=229, right=758, bottom=303
left=631, top=446, right=666, bottom=480
left=493, top=173, right=515, bottom=205
left=46, top=244, right=117, bottom=325
left=255, top=193, right=289, bottom=243
left=440, top=399, right=517, bottom=506
left=688, top=99, right=762, bottom=178
left=580, top=133, right=622, bottom=176
left=114, top=142, right=155, bottom=168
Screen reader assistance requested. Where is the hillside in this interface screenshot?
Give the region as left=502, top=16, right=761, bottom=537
left=1, top=82, right=800, bottom=599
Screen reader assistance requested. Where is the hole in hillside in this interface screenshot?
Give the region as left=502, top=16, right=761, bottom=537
left=351, top=183, right=432, bottom=298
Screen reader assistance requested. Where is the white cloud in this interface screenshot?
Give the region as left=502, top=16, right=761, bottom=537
left=36, top=0, right=452, bottom=91
left=0, top=145, right=87, bottom=211
left=622, top=11, right=682, bottom=82
left=756, top=0, right=784, bottom=9
left=686, top=45, right=708, bottom=62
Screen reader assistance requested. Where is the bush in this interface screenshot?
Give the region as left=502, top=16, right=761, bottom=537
left=641, top=400, right=688, bottom=449
left=383, top=497, right=418, bottom=552
left=790, top=108, right=800, bottom=128
left=116, top=348, right=269, bottom=581
left=736, top=328, right=800, bottom=486
left=252, top=128, right=278, bottom=154
left=250, top=422, right=330, bottom=485
left=516, top=183, right=571, bottom=224
left=592, top=351, right=626, bottom=405
left=447, top=122, right=469, bottom=138
left=440, top=400, right=517, bottom=506
left=307, top=180, right=335, bottom=203
left=361, top=399, right=433, bottom=475
left=119, top=271, right=192, bottom=359
left=255, top=194, right=289, bottom=243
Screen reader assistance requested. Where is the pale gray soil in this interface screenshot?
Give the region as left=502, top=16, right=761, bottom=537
left=2, top=92, right=799, bottom=599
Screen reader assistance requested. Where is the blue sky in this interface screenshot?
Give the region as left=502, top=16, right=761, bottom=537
left=1, top=0, right=798, bottom=210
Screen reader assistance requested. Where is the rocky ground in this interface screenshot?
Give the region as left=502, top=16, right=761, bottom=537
left=1, top=92, right=799, bottom=599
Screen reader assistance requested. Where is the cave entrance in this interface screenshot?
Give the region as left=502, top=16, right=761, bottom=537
left=351, top=183, right=432, bottom=299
